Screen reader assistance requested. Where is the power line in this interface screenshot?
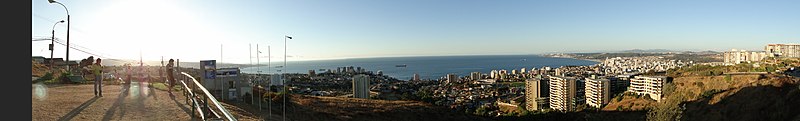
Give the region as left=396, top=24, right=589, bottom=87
left=35, top=37, right=121, bottom=60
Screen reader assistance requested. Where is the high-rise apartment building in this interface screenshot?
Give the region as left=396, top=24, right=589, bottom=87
left=471, top=72, right=481, bottom=80
left=353, top=74, right=370, bottom=99
left=766, top=44, right=800, bottom=58
left=585, top=76, right=610, bottom=108
left=526, top=78, right=550, bottom=111
left=548, top=75, right=582, bottom=112
left=723, top=49, right=768, bottom=64
left=447, top=73, right=458, bottom=83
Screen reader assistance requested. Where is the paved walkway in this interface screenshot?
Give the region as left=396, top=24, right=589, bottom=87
left=32, top=82, right=193, bottom=121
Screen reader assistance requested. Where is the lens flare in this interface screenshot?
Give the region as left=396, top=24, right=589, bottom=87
left=33, top=83, right=48, bottom=101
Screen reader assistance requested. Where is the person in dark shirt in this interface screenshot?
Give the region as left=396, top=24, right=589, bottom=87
left=166, top=59, right=176, bottom=93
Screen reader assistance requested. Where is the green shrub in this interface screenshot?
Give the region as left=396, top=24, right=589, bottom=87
left=40, top=72, right=54, bottom=81
left=724, top=75, right=732, bottom=82
left=700, top=89, right=721, bottom=99
left=58, top=71, right=72, bottom=83
left=694, top=82, right=704, bottom=87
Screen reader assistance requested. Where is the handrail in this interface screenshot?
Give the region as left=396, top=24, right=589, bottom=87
left=181, top=72, right=238, bottom=121
left=180, top=79, right=204, bottom=120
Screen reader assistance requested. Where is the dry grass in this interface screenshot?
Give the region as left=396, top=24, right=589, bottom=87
left=603, top=95, right=657, bottom=111
left=224, top=94, right=490, bottom=121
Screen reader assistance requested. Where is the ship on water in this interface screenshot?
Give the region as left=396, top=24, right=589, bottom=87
left=396, top=64, right=407, bottom=67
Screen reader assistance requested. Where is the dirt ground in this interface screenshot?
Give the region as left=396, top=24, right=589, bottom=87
left=32, top=82, right=486, bottom=121
left=32, top=82, right=194, bottom=121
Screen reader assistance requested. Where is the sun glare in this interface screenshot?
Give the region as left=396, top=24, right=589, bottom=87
left=87, top=0, right=225, bottom=60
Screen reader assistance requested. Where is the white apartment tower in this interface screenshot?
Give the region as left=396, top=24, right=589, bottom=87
left=628, top=76, right=668, bottom=102
left=549, top=75, right=579, bottom=112
left=353, top=74, right=370, bottom=99
left=585, top=76, right=610, bottom=108
left=766, top=44, right=800, bottom=58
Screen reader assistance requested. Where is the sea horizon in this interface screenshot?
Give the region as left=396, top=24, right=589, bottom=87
left=241, top=54, right=599, bottom=80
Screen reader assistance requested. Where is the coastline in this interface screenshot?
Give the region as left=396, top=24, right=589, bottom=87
left=544, top=56, right=603, bottom=64
left=580, top=58, right=603, bottom=63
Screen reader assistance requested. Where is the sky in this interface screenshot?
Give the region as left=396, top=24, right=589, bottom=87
left=32, top=0, right=800, bottom=64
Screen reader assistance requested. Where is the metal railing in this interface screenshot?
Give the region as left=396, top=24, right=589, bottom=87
left=179, top=72, right=238, bottom=121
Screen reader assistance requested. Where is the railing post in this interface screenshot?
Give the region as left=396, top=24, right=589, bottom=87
left=191, top=98, right=196, bottom=120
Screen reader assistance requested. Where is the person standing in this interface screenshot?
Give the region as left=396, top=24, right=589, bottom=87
left=166, top=59, right=176, bottom=93
left=92, top=58, right=103, bottom=97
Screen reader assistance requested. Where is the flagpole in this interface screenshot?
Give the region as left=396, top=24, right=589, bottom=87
left=283, top=36, right=286, bottom=121
left=255, top=44, right=259, bottom=110
left=267, top=45, right=271, bottom=118
left=220, top=44, right=224, bottom=100
left=282, top=35, right=291, bottom=121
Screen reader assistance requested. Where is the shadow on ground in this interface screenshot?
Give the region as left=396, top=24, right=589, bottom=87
left=58, top=96, right=100, bottom=121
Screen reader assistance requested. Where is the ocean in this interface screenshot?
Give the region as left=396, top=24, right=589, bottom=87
left=240, top=55, right=599, bottom=80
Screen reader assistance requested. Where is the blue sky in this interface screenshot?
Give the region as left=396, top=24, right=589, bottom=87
left=32, top=0, right=800, bottom=64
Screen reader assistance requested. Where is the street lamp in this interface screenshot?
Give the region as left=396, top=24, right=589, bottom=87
left=50, top=20, right=65, bottom=70
left=283, top=35, right=291, bottom=121
left=48, top=0, right=70, bottom=71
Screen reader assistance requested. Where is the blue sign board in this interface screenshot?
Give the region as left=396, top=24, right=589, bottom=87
left=201, top=60, right=216, bottom=79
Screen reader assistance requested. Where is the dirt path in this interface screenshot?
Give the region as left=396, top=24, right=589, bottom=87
left=32, top=82, right=193, bottom=121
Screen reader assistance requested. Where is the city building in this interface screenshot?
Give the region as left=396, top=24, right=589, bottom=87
left=611, top=73, right=639, bottom=94
left=723, top=49, right=768, bottom=64
left=548, top=75, right=582, bottom=112
left=525, top=78, right=549, bottom=111
left=270, top=74, right=284, bottom=86
left=447, top=74, right=459, bottom=83
left=308, top=70, right=316, bottom=77
left=490, top=70, right=499, bottom=79
left=499, top=70, right=508, bottom=79
left=471, top=72, right=481, bottom=80
left=32, top=56, right=45, bottom=64
left=585, top=76, right=610, bottom=108
left=353, top=74, right=370, bottom=99
left=765, top=44, right=800, bottom=58
left=554, top=68, right=562, bottom=76
left=628, top=76, right=669, bottom=102
left=413, top=73, right=420, bottom=81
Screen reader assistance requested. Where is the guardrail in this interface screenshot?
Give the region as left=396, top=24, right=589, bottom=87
left=179, top=72, right=237, bottom=121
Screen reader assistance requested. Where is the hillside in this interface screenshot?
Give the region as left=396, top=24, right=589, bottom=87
left=32, top=61, right=47, bottom=77
left=602, top=93, right=657, bottom=111
left=225, top=94, right=491, bottom=121
left=647, top=59, right=800, bottom=121
left=678, top=75, right=800, bottom=121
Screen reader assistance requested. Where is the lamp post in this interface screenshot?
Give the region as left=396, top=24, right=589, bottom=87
left=283, top=35, right=291, bottom=121
left=48, top=0, right=70, bottom=71
left=51, top=20, right=65, bottom=70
